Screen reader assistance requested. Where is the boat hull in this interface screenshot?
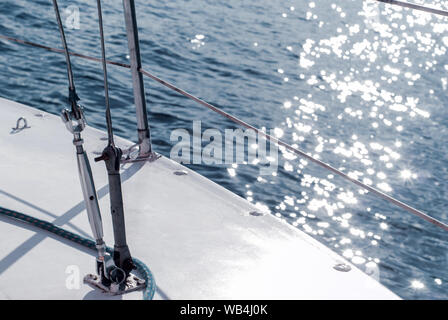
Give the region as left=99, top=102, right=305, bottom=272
left=0, top=97, right=399, bottom=299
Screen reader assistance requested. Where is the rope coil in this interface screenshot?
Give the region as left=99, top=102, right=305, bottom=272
left=96, top=0, right=115, bottom=146
left=0, top=206, right=156, bottom=300
left=0, top=34, right=447, bottom=231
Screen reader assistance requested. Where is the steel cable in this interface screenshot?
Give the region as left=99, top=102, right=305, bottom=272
left=0, top=206, right=156, bottom=299
left=0, top=30, right=446, bottom=232
left=373, top=0, right=448, bottom=17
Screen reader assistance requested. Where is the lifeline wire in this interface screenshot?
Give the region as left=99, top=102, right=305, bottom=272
left=51, top=0, right=80, bottom=115
left=96, top=0, right=115, bottom=146
left=137, top=68, right=448, bottom=232
left=0, top=39, right=446, bottom=231
left=373, top=0, right=448, bottom=17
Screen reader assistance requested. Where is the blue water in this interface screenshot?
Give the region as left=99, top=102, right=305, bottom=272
left=0, top=0, right=447, bottom=299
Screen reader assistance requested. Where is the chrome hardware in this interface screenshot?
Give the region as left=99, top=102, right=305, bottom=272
left=60, top=107, right=86, bottom=135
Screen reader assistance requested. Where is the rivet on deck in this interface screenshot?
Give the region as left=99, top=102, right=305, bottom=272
left=333, top=263, right=352, bottom=272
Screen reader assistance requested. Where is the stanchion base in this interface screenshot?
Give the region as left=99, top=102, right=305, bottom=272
left=83, top=273, right=146, bottom=295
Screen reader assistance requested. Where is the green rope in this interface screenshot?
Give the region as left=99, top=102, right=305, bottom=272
left=0, top=206, right=155, bottom=300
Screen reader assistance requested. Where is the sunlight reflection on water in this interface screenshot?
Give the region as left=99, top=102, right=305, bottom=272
left=1, top=0, right=447, bottom=299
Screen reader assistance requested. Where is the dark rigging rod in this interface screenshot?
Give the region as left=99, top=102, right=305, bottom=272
left=94, top=0, right=136, bottom=279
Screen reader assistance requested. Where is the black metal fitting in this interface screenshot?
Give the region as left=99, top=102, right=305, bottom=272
left=95, top=144, right=135, bottom=279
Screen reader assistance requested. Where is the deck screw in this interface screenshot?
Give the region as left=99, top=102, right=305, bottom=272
left=333, top=263, right=351, bottom=272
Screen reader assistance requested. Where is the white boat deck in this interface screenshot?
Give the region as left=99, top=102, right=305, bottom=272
left=0, top=97, right=399, bottom=299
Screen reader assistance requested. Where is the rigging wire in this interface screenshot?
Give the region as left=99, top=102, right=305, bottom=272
left=96, top=0, right=114, bottom=146
left=137, top=67, right=448, bottom=232
left=373, top=0, right=448, bottom=17
left=0, top=35, right=130, bottom=68
left=1, top=34, right=446, bottom=231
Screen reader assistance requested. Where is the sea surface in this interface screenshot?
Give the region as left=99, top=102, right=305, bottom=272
left=0, top=0, right=447, bottom=299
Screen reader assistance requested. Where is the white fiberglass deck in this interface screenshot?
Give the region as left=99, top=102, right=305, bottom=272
left=0, top=97, right=399, bottom=299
